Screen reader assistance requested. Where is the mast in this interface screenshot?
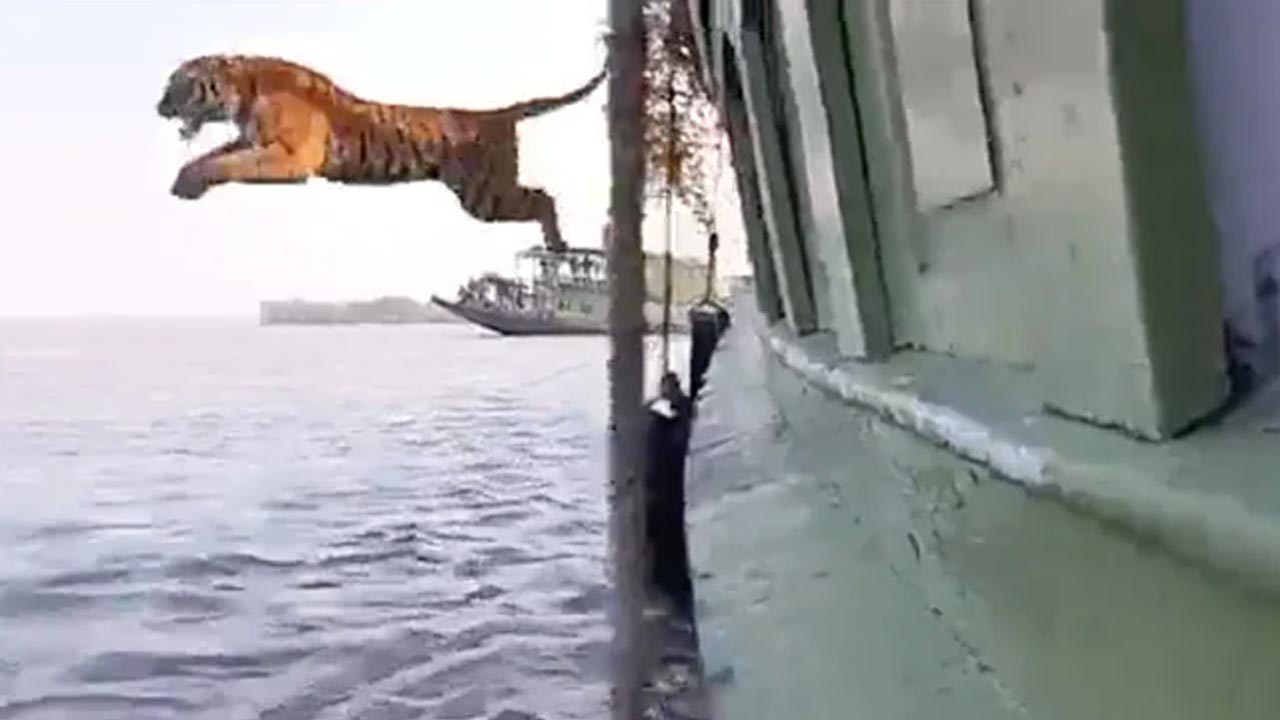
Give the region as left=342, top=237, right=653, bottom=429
left=605, top=0, right=649, bottom=717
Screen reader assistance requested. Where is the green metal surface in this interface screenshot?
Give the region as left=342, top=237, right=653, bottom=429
left=720, top=44, right=786, bottom=323
left=690, top=3, right=1277, bottom=715
left=735, top=29, right=820, bottom=334
left=762, top=311, right=1280, bottom=606
left=842, top=0, right=1226, bottom=437
left=765, top=0, right=893, bottom=359
left=759, top=8, right=836, bottom=338
left=1104, top=0, right=1227, bottom=433
left=688, top=311, right=1280, bottom=719
left=710, top=0, right=1228, bottom=438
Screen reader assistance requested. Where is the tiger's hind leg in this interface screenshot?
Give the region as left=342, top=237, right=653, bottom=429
left=490, top=186, right=565, bottom=253
left=451, top=140, right=567, bottom=252
left=455, top=179, right=566, bottom=252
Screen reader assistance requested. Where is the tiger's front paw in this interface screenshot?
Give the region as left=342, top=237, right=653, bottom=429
left=171, top=165, right=210, bottom=200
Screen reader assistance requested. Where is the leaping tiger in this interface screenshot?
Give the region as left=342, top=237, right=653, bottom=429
left=155, top=54, right=605, bottom=252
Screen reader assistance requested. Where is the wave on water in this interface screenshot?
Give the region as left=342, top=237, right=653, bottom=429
left=0, top=322, right=626, bottom=720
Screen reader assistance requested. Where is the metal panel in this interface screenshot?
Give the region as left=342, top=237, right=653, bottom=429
left=721, top=42, right=786, bottom=322
left=771, top=0, right=893, bottom=358
left=737, top=30, right=820, bottom=334
left=888, top=0, right=995, bottom=210
left=838, top=0, right=1224, bottom=437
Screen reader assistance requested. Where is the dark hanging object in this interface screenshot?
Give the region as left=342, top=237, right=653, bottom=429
left=644, top=299, right=730, bottom=621
left=644, top=371, right=695, bottom=619
left=687, top=302, right=729, bottom=405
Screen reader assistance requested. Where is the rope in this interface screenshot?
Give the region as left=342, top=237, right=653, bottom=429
left=702, top=130, right=727, bottom=303
left=704, top=230, right=718, bottom=302
left=660, top=59, right=677, bottom=376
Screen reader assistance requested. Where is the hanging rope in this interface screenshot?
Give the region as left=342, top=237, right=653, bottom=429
left=695, top=128, right=726, bottom=305
left=704, top=230, right=718, bottom=302
left=659, top=53, right=678, bottom=377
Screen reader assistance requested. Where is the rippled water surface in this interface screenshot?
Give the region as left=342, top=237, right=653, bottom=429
left=0, top=319, right=626, bottom=719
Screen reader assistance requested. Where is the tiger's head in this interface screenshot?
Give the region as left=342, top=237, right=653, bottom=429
left=157, top=56, right=243, bottom=140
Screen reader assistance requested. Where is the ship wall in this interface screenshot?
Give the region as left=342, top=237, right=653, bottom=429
left=698, top=0, right=1227, bottom=439
left=688, top=298, right=1280, bottom=719
left=682, top=0, right=1280, bottom=716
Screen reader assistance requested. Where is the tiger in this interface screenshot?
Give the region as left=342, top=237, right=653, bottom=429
left=155, top=54, right=606, bottom=252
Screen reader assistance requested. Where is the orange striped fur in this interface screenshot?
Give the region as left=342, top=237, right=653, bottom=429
left=156, top=55, right=605, bottom=251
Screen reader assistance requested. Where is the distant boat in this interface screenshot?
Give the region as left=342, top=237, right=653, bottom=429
left=431, top=245, right=716, bottom=337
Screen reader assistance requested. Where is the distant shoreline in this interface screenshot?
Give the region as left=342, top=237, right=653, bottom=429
left=259, top=296, right=463, bottom=326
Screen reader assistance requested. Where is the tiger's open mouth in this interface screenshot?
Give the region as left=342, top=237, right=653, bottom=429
left=178, top=117, right=202, bottom=141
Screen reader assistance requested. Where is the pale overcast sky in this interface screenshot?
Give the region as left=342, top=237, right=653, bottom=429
left=0, top=0, right=744, bottom=317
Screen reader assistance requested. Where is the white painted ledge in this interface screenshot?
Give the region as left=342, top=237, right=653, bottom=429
left=751, top=309, right=1280, bottom=603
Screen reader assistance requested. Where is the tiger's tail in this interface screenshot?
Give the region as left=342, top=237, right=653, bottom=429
left=495, top=65, right=607, bottom=121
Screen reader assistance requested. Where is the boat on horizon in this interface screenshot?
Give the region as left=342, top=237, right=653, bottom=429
left=431, top=245, right=717, bottom=337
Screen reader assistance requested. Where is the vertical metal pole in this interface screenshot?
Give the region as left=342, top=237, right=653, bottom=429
left=607, top=0, right=648, bottom=717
